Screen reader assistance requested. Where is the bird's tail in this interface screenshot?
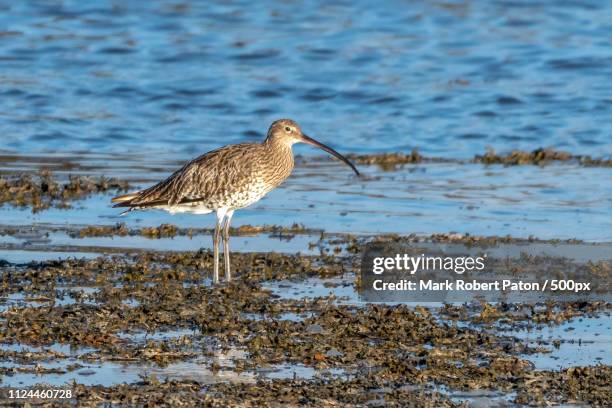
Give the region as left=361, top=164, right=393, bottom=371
left=111, top=192, right=141, bottom=216
left=111, top=192, right=140, bottom=206
left=111, top=189, right=168, bottom=214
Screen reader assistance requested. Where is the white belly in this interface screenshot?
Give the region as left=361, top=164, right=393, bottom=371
left=162, top=204, right=213, bottom=215
left=150, top=184, right=272, bottom=215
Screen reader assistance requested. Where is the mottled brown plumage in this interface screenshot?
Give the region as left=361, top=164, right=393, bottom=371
left=112, top=119, right=359, bottom=283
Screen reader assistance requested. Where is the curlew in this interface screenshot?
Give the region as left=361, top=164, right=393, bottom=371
left=111, top=119, right=359, bottom=283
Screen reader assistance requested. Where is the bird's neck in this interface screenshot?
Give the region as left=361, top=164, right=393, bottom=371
left=263, top=137, right=294, bottom=183
left=264, top=136, right=293, bottom=154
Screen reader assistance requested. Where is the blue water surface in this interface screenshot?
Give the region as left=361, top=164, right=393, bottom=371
left=0, top=0, right=610, bottom=158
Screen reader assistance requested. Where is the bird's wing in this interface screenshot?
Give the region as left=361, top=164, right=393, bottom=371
left=114, top=143, right=258, bottom=208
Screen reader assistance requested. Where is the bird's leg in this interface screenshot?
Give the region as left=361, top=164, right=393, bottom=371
left=222, top=210, right=234, bottom=282
left=212, top=214, right=223, bottom=284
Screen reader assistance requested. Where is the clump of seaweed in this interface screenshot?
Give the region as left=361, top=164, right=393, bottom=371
left=514, top=366, right=612, bottom=406
left=473, top=147, right=612, bottom=166
left=358, top=232, right=582, bottom=251
left=75, top=223, right=131, bottom=238
left=71, top=222, right=319, bottom=239
left=348, top=149, right=425, bottom=170
left=319, top=148, right=612, bottom=170
left=440, top=301, right=611, bottom=327
left=140, top=224, right=180, bottom=239
left=0, top=169, right=129, bottom=212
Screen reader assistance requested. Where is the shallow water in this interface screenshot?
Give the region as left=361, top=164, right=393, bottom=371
left=0, top=1, right=610, bottom=159
left=1, top=357, right=346, bottom=388
left=2, top=269, right=608, bottom=388
left=509, top=315, right=612, bottom=370
left=264, top=274, right=612, bottom=371
left=1, top=155, right=610, bottom=241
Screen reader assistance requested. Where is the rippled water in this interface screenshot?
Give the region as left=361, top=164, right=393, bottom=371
left=0, top=0, right=611, bottom=158
left=1, top=153, right=611, bottom=241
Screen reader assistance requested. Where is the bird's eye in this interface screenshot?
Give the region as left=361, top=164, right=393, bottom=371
left=285, top=126, right=292, bottom=132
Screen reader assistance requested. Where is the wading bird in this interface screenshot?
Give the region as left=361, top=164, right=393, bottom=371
left=111, top=119, right=359, bottom=283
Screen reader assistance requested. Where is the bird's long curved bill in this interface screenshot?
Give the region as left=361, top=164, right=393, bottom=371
left=301, top=134, right=360, bottom=176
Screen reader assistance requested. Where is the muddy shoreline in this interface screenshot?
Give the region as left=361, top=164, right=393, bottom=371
left=0, top=166, right=610, bottom=406
left=1, top=231, right=610, bottom=406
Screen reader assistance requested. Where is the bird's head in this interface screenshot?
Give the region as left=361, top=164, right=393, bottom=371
left=266, top=118, right=360, bottom=176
